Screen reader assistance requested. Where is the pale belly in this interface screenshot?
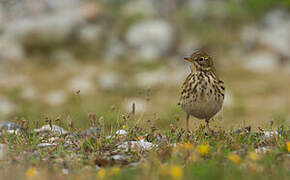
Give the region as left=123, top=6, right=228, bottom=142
left=181, top=95, right=223, bottom=120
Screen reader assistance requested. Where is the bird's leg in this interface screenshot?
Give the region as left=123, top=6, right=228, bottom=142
left=205, top=119, right=211, bottom=134
left=186, top=114, right=190, bottom=132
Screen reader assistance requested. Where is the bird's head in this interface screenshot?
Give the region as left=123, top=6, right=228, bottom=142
left=184, top=51, right=214, bottom=73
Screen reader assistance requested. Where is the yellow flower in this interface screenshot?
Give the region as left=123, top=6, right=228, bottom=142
left=169, top=165, right=183, bottom=180
left=286, top=142, right=290, bottom=152
left=122, top=125, right=126, bottom=129
left=196, top=144, right=209, bottom=155
left=97, top=168, right=106, bottom=179
left=110, top=167, right=120, bottom=175
left=138, top=136, right=144, bottom=141
left=181, top=142, right=192, bottom=150
left=248, top=151, right=259, bottom=161
left=228, top=153, right=241, bottom=164
left=26, top=167, right=37, bottom=179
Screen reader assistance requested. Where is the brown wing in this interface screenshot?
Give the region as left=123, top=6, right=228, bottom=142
left=178, top=73, right=196, bottom=105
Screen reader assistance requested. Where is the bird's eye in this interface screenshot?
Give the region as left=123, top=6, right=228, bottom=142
left=198, top=57, right=204, bottom=62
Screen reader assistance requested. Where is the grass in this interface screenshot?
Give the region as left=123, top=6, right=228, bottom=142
left=0, top=112, right=289, bottom=180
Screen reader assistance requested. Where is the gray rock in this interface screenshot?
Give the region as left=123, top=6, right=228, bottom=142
left=262, top=131, right=278, bottom=139
left=116, top=129, right=128, bottom=136
left=126, top=20, right=174, bottom=60
left=3, top=12, right=82, bottom=45
left=255, top=146, right=271, bottom=154
left=261, top=10, right=290, bottom=57
left=34, top=124, right=68, bottom=135
left=0, top=122, right=23, bottom=134
left=111, top=154, right=126, bottom=161
left=0, top=0, right=85, bottom=59
left=241, top=10, right=290, bottom=58
left=117, top=140, right=156, bottom=151
left=242, top=51, right=279, bottom=72
left=37, top=143, right=57, bottom=148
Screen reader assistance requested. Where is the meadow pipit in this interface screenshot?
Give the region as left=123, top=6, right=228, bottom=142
left=178, top=51, right=225, bottom=132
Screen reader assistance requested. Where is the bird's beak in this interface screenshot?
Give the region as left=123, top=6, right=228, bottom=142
left=184, top=56, right=190, bottom=61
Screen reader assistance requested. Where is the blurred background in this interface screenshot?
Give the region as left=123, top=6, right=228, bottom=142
left=0, top=0, right=290, bottom=130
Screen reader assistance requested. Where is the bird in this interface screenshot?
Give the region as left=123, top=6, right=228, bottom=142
left=178, top=50, right=225, bottom=132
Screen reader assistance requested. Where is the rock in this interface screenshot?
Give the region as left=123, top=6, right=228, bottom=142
left=262, top=131, right=278, bottom=139
left=44, top=90, right=68, bottom=106
left=0, top=0, right=88, bottom=58
left=261, top=10, right=290, bottom=57
left=34, top=124, right=68, bottom=135
left=255, top=146, right=271, bottom=154
left=111, top=154, right=126, bottom=161
left=0, top=144, right=7, bottom=160
left=0, top=122, right=23, bottom=134
left=241, top=10, right=290, bottom=58
left=37, top=143, right=57, bottom=148
left=116, top=129, right=128, bottom=136
left=126, top=20, right=174, bottom=60
left=117, top=140, right=155, bottom=151
left=242, top=51, right=279, bottom=72
left=3, top=12, right=82, bottom=45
